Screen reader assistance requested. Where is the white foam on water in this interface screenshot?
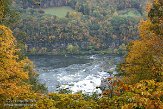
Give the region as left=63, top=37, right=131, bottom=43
left=89, top=55, right=98, bottom=60
left=57, top=71, right=110, bottom=95
left=37, top=55, right=118, bottom=94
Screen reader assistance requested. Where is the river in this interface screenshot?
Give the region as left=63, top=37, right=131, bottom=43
left=29, top=54, right=121, bottom=94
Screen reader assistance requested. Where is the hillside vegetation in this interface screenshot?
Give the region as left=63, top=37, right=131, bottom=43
left=0, top=0, right=163, bottom=108
left=5, top=0, right=148, bottom=55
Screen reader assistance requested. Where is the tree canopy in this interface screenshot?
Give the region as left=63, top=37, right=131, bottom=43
left=119, top=0, right=163, bottom=84
left=0, top=25, right=30, bottom=100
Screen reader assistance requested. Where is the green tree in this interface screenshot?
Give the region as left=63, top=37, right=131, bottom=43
left=66, top=44, right=79, bottom=54
left=0, top=0, right=20, bottom=27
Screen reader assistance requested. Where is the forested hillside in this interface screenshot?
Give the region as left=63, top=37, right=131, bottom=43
left=16, top=0, right=67, bottom=8
left=7, top=0, right=148, bottom=55
left=0, top=0, right=163, bottom=108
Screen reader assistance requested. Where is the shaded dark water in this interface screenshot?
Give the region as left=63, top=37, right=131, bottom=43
left=29, top=55, right=91, bottom=69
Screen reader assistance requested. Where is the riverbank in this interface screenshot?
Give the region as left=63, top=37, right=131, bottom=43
left=27, top=48, right=126, bottom=57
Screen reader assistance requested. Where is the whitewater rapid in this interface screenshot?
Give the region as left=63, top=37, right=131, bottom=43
left=30, top=55, right=119, bottom=94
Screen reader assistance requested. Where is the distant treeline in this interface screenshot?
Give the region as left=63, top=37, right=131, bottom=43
left=11, top=0, right=148, bottom=55
left=16, top=0, right=68, bottom=8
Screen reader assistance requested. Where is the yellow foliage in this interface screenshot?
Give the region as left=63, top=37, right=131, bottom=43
left=120, top=10, right=163, bottom=84
left=0, top=25, right=31, bottom=101
left=99, top=80, right=163, bottom=109
left=48, top=93, right=98, bottom=109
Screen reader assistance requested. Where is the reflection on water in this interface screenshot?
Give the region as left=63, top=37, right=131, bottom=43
left=29, top=55, right=120, bottom=94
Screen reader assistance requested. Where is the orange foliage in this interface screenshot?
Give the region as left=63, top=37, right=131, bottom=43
left=120, top=12, right=163, bottom=84
left=0, top=25, right=31, bottom=100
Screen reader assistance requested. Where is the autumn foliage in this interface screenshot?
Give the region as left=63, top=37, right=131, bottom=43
left=0, top=0, right=163, bottom=109
left=119, top=0, right=163, bottom=84
left=100, top=1, right=163, bottom=108
left=98, top=80, right=163, bottom=109
left=0, top=25, right=31, bottom=100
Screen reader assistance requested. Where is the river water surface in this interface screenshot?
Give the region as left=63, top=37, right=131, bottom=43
left=29, top=55, right=120, bottom=94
